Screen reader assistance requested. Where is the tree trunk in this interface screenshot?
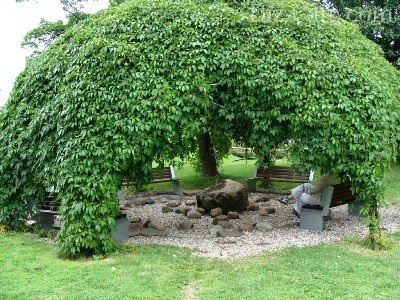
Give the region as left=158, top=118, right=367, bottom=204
left=367, top=199, right=384, bottom=250
left=198, top=132, right=219, bottom=177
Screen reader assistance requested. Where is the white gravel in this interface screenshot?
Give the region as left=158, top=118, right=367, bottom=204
left=123, top=191, right=400, bottom=260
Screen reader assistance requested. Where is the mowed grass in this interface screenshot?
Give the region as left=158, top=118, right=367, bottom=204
left=383, top=164, right=400, bottom=206
left=1, top=232, right=400, bottom=299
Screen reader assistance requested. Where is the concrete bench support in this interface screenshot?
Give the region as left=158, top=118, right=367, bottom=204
left=300, top=186, right=334, bottom=231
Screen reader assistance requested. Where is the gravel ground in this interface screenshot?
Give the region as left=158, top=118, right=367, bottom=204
left=123, top=190, right=400, bottom=260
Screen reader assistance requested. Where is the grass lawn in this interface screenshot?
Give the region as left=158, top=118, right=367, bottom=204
left=1, top=232, right=400, bottom=299
left=384, top=164, right=400, bottom=205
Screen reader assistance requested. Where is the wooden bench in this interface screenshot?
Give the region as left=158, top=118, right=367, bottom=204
left=120, top=166, right=182, bottom=195
left=246, top=165, right=314, bottom=192
left=39, top=192, right=61, bottom=230
left=300, top=182, right=359, bottom=231
left=39, top=193, right=129, bottom=241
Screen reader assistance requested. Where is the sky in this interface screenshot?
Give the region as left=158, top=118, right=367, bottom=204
left=0, top=0, right=109, bottom=106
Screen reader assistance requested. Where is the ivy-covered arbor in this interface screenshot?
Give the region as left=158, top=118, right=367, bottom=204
left=1, top=0, right=399, bottom=256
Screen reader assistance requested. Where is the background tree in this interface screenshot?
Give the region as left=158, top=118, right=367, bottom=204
left=17, top=0, right=124, bottom=55
left=1, top=0, right=399, bottom=256
left=320, top=0, right=400, bottom=70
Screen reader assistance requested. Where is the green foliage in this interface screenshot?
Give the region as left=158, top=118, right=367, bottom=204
left=1, top=0, right=399, bottom=255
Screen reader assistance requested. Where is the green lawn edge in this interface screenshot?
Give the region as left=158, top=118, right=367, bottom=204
left=1, top=232, right=400, bottom=299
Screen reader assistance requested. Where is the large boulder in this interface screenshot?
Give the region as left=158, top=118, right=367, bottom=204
left=196, top=179, right=249, bottom=214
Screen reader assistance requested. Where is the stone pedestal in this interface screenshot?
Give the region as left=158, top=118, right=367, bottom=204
left=38, top=211, right=57, bottom=231
left=300, top=209, right=323, bottom=231
left=112, top=213, right=129, bottom=242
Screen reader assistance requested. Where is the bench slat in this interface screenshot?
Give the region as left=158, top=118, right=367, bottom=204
left=330, top=182, right=356, bottom=207
left=122, top=166, right=182, bottom=194
left=260, top=174, right=310, bottom=179
left=266, top=178, right=311, bottom=183
left=256, top=166, right=310, bottom=182
left=257, top=172, right=310, bottom=179
left=149, top=178, right=179, bottom=184
left=123, top=166, right=176, bottom=185
left=247, top=165, right=312, bottom=192
left=151, top=171, right=172, bottom=175
left=151, top=175, right=173, bottom=179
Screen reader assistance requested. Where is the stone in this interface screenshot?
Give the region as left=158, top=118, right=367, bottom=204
left=130, top=216, right=141, bottom=223
left=141, top=218, right=151, bottom=228
left=196, top=179, right=249, bottom=214
left=218, top=221, right=234, bottom=229
left=211, top=215, right=228, bottom=225
left=148, top=221, right=167, bottom=231
left=216, top=229, right=244, bottom=237
left=187, top=210, right=202, bottom=219
left=227, top=211, right=240, bottom=219
left=211, top=215, right=229, bottom=225
left=266, top=207, right=276, bottom=214
left=158, top=197, right=170, bottom=203
left=133, top=198, right=146, bottom=205
left=174, top=207, right=184, bottom=214
left=238, top=224, right=254, bottom=232
left=248, top=203, right=260, bottom=211
left=196, top=207, right=206, bottom=215
left=129, top=222, right=144, bottom=230
left=185, top=199, right=196, bottom=206
left=161, top=206, right=174, bottom=213
left=166, top=195, right=183, bottom=201
left=255, top=221, right=273, bottom=232
left=210, top=207, right=223, bottom=218
left=210, top=225, right=224, bottom=236
left=167, top=200, right=182, bottom=207
left=125, top=194, right=135, bottom=201
left=178, top=221, right=194, bottom=231
left=257, top=196, right=270, bottom=202
left=243, top=218, right=257, bottom=227
left=218, top=215, right=230, bottom=221
left=249, top=195, right=260, bottom=202
left=145, top=198, right=155, bottom=205
left=259, top=210, right=269, bottom=217
left=182, top=207, right=192, bottom=216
